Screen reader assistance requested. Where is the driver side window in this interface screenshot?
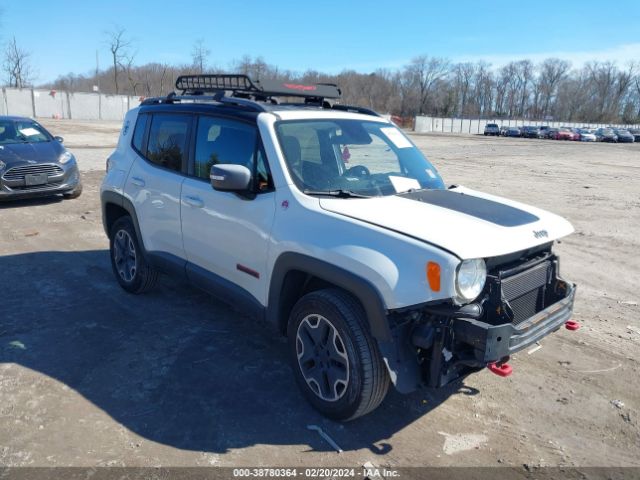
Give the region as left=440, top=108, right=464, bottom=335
left=193, top=116, right=273, bottom=192
left=194, top=116, right=256, bottom=179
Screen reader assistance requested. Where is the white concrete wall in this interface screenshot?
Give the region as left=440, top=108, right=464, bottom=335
left=33, top=90, right=67, bottom=118
left=4, top=88, right=34, bottom=117
left=414, top=115, right=640, bottom=133
left=0, top=90, right=6, bottom=115
left=67, top=92, right=100, bottom=120
left=0, top=87, right=141, bottom=121
left=101, top=94, right=129, bottom=121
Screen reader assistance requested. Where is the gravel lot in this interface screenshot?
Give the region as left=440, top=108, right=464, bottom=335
left=1, top=119, right=638, bottom=470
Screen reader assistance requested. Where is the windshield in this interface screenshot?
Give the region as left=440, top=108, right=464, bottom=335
left=0, top=120, right=51, bottom=145
left=276, top=119, right=445, bottom=197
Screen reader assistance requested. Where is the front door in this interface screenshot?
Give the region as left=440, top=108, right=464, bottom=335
left=180, top=115, right=276, bottom=305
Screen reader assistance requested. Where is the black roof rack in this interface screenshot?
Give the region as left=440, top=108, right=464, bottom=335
left=141, top=74, right=381, bottom=117
left=175, top=74, right=341, bottom=102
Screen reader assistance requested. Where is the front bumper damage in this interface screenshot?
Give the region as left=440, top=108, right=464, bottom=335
left=382, top=250, right=577, bottom=392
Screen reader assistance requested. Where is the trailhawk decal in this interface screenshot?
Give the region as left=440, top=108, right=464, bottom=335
left=399, top=189, right=539, bottom=227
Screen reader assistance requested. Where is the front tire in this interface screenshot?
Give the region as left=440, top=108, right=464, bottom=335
left=109, top=216, right=159, bottom=294
left=287, top=289, right=390, bottom=421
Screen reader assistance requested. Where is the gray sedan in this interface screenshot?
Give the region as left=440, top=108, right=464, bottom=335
left=0, top=116, right=82, bottom=200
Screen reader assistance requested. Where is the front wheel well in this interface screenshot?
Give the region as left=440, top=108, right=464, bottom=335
left=277, top=270, right=359, bottom=335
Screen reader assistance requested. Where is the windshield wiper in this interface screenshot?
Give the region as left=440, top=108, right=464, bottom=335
left=396, top=187, right=429, bottom=195
left=303, top=189, right=370, bottom=198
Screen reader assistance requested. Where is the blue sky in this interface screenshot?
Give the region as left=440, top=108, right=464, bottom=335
left=1, top=0, right=639, bottom=83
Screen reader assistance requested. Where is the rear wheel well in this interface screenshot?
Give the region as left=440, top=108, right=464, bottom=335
left=277, top=270, right=362, bottom=335
left=104, top=202, right=129, bottom=236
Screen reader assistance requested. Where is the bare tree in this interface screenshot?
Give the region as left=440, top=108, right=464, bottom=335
left=407, top=56, right=450, bottom=114
left=452, top=62, right=476, bottom=116
left=3, top=37, right=34, bottom=88
left=191, top=39, right=210, bottom=74
left=123, top=52, right=141, bottom=96
left=537, top=58, right=571, bottom=118
left=105, top=27, right=131, bottom=94
left=515, top=60, right=534, bottom=117
left=39, top=52, right=639, bottom=124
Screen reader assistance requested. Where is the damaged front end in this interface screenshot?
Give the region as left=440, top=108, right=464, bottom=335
left=382, top=244, right=577, bottom=392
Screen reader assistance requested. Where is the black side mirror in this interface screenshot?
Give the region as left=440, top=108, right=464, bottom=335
left=210, top=164, right=252, bottom=194
left=54, top=136, right=64, bottom=143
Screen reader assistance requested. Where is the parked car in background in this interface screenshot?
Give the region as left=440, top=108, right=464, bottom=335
left=559, top=127, right=580, bottom=141
left=0, top=116, right=82, bottom=201
left=543, top=127, right=558, bottom=139
left=499, top=125, right=509, bottom=136
left=629, top=129, right=640, bottom=142
left=576, top=128, right=597, bottom=142
left=484, top=123, right=500, bottom=136
left=505, top=127, right=521, bottom=137
left=538, top=126, right=550, bottom=138
left=521, top=126, right=541, bottom=138
left=613, top=129, right=635, bottom=143
left=551, top=128, right=574, bottom=140
left=595, top=128, right=618, bottom=142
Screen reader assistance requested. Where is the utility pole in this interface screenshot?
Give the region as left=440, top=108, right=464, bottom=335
left=96, top=50, right=102, bottom=120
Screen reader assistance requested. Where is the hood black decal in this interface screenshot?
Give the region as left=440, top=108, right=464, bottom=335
left=399, top=189, right=539, bottom=227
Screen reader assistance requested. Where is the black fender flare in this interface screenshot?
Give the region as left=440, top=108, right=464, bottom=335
left=268, top=252, right=422, bottom=392
left=101, top=191, right=146, bottom=254
left=267, top=252, right=392, bottom=342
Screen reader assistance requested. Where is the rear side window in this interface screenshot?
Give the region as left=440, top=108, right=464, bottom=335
left=145, top=114, right=190, bottom=172
left=132, top=113, right=148, bottom=154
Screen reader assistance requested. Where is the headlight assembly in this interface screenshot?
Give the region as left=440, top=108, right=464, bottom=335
left=454, top=258, right=487, bottom=304
left=59, top=151, right=74, bottom=164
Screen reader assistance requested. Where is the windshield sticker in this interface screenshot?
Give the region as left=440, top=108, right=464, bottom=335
left=381, top=127, right=412, bottom=149
left=19, top=127, right=41, bottom=137
left=389, top=175, right=420, bottom=193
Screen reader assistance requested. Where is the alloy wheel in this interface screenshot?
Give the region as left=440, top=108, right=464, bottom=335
left=296, top=314, right=350, bottom=402
left=113, top=229, right=137, bottom=282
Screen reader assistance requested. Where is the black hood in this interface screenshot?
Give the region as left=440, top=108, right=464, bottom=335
left=0, top=141, right=64, bottom=168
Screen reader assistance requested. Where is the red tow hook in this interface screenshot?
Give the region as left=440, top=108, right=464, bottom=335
left=565, top=320, right=581, bottom=331
left=487, top=362, right=513, bottom=377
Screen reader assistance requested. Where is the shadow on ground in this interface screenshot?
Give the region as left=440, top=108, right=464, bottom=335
left=0, top=250, right=476, bottom=455
left=0, top=196, right=65, bottom=209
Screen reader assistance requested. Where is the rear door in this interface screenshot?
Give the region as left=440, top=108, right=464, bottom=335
left=124, top=112, right=192, bottom=260
left=180, top=115, right=276, bottom=306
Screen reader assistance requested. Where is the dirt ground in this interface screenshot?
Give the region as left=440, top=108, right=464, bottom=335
left=1, top=119, right=638, bottom=470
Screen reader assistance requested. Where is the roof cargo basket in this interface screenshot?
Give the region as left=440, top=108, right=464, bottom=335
left=175, top=74, right=341, bottom=102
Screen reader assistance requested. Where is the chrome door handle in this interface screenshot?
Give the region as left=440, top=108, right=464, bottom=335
left=131, top=176, right=145, bottom=187
left=184, top=195, right=204, bottom=208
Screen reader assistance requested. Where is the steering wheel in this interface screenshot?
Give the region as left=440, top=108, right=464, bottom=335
left=347, top=165, right=371, bottom=178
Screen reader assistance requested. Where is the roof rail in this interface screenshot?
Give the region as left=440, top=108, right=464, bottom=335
left=174, top=74, right=341, bottom=101
left=331, top=104, right=381, bottom=117
left=140, top=93, right=266, bottom=112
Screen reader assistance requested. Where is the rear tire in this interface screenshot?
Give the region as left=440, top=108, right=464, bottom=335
left=109, top=216, right=159, bottom=294
left=287, top=289, right=390, bottom=421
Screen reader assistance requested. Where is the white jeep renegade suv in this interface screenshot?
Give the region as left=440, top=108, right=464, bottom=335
left=101, top=75, right=577, bottom=420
